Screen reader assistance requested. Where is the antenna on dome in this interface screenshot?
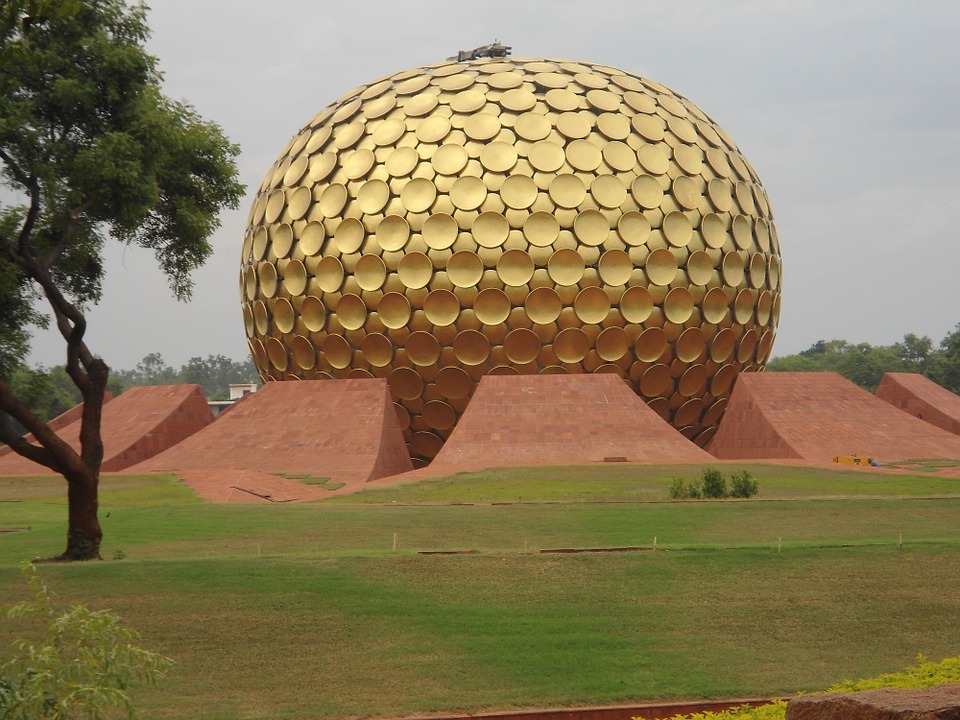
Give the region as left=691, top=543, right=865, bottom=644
left=449, top=41, right=512, bottom=62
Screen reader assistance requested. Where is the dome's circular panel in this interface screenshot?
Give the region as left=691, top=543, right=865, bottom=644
left=241, top=56, right=782, bottom=464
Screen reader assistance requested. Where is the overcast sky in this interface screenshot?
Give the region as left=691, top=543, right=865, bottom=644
left=23, top=1, right=960, bottom=370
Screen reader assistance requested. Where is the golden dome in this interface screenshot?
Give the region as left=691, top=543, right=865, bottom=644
left=241, top=57, right=782, bottom=466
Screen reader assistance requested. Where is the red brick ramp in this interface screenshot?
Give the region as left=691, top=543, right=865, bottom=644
left=0, top=385, right=212, bottom=475
left=876, top=372, right=960, bottom=436
left=0, top=392, right=115, bottom=459
left=424, top=374, right=712, bottom=473
left=708, top=372, right=960, bottom=462
left=128, top=379, right=413, bottom=498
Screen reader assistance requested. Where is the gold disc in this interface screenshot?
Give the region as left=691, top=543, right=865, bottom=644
left=422, top=212, right=458, bottom=250
left=423, top=289, right=460, bottom=326
left=514, top=112, right=551, bottom=141
left=299, top=221, right=325, bottom=255
left=524, top=286, right=562, bottom=324
left=640, top=364, right=673, bottom=397
left=672, top=176, right=701, bottom=210
left=632, top=114, right=665, bottom=142
left=574, top=286, right=611, bottom=324
left=389, top=367, right=424, bottom=400
left=463, top=113, right=501, bottom=141
left=618, top=211, right=651, bottom=246
left=309, top=152, right=337, bottom=182
left=273, top=297, right=295, bottom=333
left=596, top=113, right=631, bottom=140
left=376, top=215, right=409, bottom=252
left=678, top=364, right=707, bottom=397
left=676, top=327, right=706, bottom=363
left=416, top=115, right=452, bottom=143
left=290, top=334, right=316, bottom=371
left=722, top=252, right=744, bottom=286
left=258, top=261, right=277, bottom=298
left=499, top=88, right=537, bottom=112
left=474, top=211, right=510, bottom=248
left=266, top=337, right=289, bottom=372
left=554, top=327, right=590, bottom=363
left=596, top=326, right=629, bottom=361
left=378, top=292, right=412, bottom=329
left=316, top=256, right=344, bottom=293
left=336, top=293, right=367, bottom=331
left=549, top=174, right=586, bottom=208
left=480, top=142, right=518, bottom=173
left=334, top=217, right=364, bottom=254
left=301, top=295, right=326, bottom=332
left=664, top=287, right=694, bottom=324
left=355, top=254, right=387, bottom=291
left=406, top=331, right=441, bottom=366
left=450, top=176, right=487, bottom=210
left=361, top=332, right=394, bottom=367
left=447, top=250, right=484, bottom=287
left=503, top=328, right=540, bottom=364
left=586, top=89, right=620, bottom=112
left=702, top=287, right=729, bottom=324
left=356, top=179, right=390, bottom=215
left=545, top=88, right=579, bottom=112
left=436, top=365, right=473, bottom=399
left=432, top=143, right=469, bottom=175
left=591, top=175, right=627, bottom=209
left=385, top=146, right=419, bottom=177
left=523, top=211, right=560, bottom=247
left=557, top=112, right=592, bottom=139
left=687, top=250, right=714, bottom=286
left=620, top=285, right=653, bottom=323
left=566, top=139, right=602, bottom=172
left=422, top=400, right=457, bottom=430
left=398, top=251, right=433, bottom=289
left=270, top=223, right=294, bottom=259
left=453, top=329, right=490, bottom=365
left=488, top=71, right=523, bottom=90
left=701, top=212, right=727, bottom=249
left=497, top=249, right=535, bottom=286
left=499, top=174, right=538, bottom=210
left=474, top=288, right=512, bottom=325
left=322, top=334, right=352, bottom=370
left=749, top=252, right=767, bottom=288
left=401, top=177, right=438, bottom=213
left=548, top=248, right=585, bottom=285
left=646, top=248, right=678, bottom=286
left=638, top=144, right=669, bottom=175
left=598, top=249, right=633, bottom=285
left=631, top=175, right=664, bottom=209
left=602, top=142, right=636, bottom=172
left=342, top=148, right=375, bottom=180
left=283, top=259, right=307, bottom=295
left=528, top=140, right=566, bottom=172
left=708, top=178, right=733, bottom=212
left=711, top=329, right=737, bottom=365
left=319, top=183, right=348, bottom=218
left=287, top=186, right=312, bottom=220
left=735, top=288, right=755, bottom=324
left=574, top=210, right=609, bottom=247
left=663, top=211, right=693, bottom=248
left=449, top=90, right=486, bottom=114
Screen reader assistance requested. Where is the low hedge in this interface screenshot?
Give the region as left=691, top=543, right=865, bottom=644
left=634, top=655, right=960, bottom=720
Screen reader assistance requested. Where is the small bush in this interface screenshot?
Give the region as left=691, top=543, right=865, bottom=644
left=1, top=563, right=173, bottom=720
left=701, top=468, right=727, bottom=498
left=730, top=470, right=759, bottom=498
left=668, top=477, right=686, bottom=499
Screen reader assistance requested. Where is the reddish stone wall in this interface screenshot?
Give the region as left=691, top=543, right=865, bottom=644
left=0, top=385, right=212, bottom=475
left=129, top=379, right=413, bottom=487
left=708, top=372, right=960, bottom=462
left=428, top=374, right=712, bottom=473
left=875, top=372, right=960, bottom=436
left=0, top=392, right=113, bottom=458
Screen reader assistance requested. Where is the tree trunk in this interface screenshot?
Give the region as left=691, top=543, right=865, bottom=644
left=61, top=466, right=102, bottom=560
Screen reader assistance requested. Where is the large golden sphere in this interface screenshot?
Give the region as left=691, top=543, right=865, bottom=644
left=241, top=57, right=782, bottom=465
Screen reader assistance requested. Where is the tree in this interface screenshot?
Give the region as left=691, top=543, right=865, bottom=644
left=926, top=324, right=960, bottom=394
left=0, top=0, right=244, bottom=560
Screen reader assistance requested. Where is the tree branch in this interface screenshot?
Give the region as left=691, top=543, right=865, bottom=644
left=0, top=377, right=82, bottom=475
left=41, top=199, right=91, bottom=270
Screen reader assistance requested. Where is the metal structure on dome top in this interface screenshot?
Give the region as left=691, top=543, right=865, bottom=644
left=240, top=56, right=782, bottom=466
left=449, top=42, right=512, bottom=62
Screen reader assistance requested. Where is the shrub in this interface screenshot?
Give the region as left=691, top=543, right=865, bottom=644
left=701, top=468, right=727, bottom=498
left=730, top=470, right=759, bottom=498
left=669, top=477, right=686, bottom=499
left=0, top=563, right=173, bottom=720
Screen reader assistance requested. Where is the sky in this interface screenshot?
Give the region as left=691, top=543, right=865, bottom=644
left=23, top=0, right=960, bottom=371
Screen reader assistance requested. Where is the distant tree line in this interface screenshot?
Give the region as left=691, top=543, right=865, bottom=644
left=766, top=323, right=960, bottom=393
left=6, top=353, right=259, bottom=424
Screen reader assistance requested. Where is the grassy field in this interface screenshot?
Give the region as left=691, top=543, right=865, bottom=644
left=0, top=464, right=958, bottom=719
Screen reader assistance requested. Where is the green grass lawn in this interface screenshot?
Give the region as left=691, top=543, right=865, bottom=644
left=1, top=465, right=958, bottom=719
